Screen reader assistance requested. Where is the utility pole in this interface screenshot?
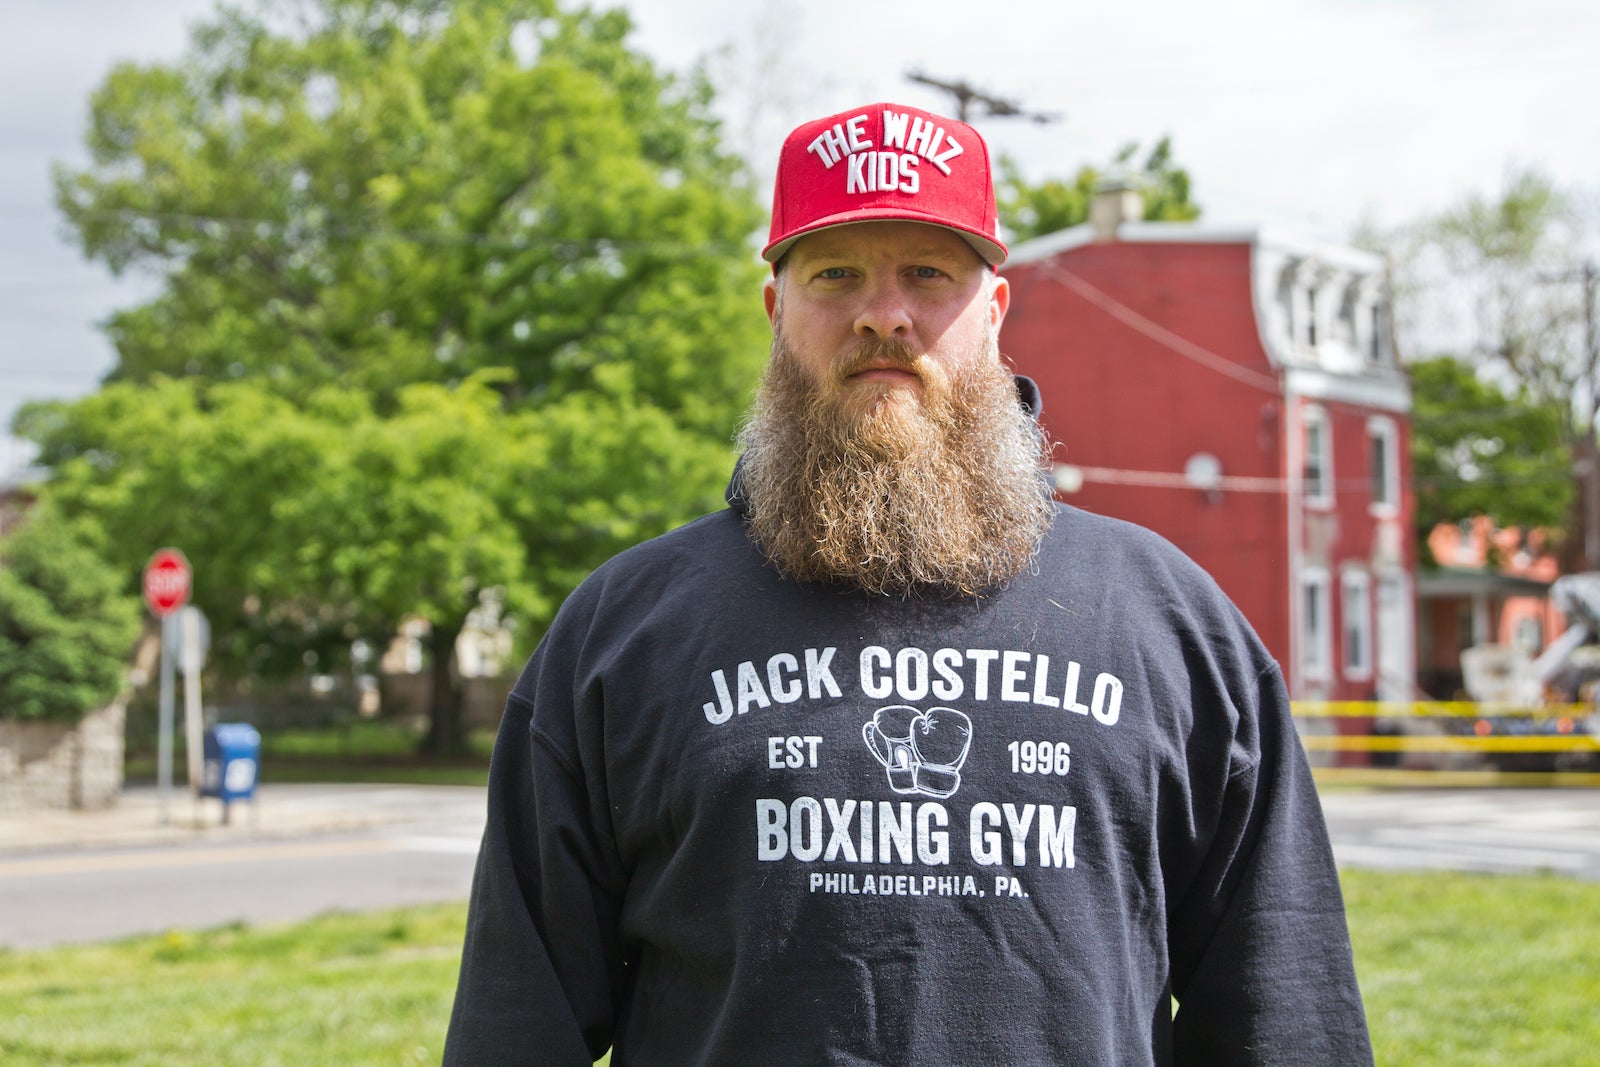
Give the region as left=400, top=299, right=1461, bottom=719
left=905, top=71, right=1062, bottom=126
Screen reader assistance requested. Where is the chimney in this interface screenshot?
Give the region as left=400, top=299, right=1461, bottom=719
left=1089, top=175, right=1144, bottom=241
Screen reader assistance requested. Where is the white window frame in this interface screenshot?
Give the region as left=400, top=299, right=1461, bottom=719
left=1341, top=568, right=1373, bottom=681
left=1303, top=405, right=1333, bottom=509
left=1301, top=567, right=1333, bottom=683
left=1366, top=416, right=1399, bottom=517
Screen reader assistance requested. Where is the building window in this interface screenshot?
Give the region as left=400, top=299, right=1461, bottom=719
left=1302, top=568, right=1332, bottom=682
left=1367, top=417, right=1398, bottom=515
left=1305, top=286, right=1319, bottom=347
left=1369, top=304, right=1386, bottom=364
left=1303, top=405, right=1332, bottom=507
left=1342, top=569, right=1372, bottom=680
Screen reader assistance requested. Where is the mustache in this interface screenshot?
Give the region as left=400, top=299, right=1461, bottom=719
left=832, top=337, right=923, bottom=384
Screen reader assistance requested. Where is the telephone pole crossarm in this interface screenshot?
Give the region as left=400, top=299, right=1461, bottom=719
left=905, top=70, right=1062, bottom=126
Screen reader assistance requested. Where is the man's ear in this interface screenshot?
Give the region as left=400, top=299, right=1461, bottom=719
left=763, top=277, right=780, bottom=327
left=990, top=273, right=1011, bottom=329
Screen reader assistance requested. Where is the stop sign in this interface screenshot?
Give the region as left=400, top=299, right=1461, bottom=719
left=143, top=548, right=192, bottom=617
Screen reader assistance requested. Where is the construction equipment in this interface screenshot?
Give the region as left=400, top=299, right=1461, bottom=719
left=1458, top=572, right=1600, bottom=771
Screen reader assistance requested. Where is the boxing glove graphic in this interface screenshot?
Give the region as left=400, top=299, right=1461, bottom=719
left=862, top=704, right=923, bottom=794
left=910, top=707, right=972, bottom=799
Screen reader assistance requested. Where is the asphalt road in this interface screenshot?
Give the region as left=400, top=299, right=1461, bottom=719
left=1319, top=787, right=1600, bottom=882
left=3, top=785, right=1599, bottom=950
left=0, top=784, right=487, bottom=950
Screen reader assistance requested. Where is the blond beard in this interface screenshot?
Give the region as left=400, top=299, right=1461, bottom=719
left=736, top=327, right=1056, bottom=597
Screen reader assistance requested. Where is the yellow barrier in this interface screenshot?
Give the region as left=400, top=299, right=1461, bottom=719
left=1298, top=735, right=1600, bottom=753
left=1292, top=701, right=1591, bottom=718
left=1289, top=700, right=1600, bottom=786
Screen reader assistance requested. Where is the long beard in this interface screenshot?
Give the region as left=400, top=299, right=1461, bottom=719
left=736, top=330, right=1056, bottom=597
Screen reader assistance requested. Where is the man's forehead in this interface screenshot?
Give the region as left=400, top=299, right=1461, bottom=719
left=786, top=222, right=983, bottom=265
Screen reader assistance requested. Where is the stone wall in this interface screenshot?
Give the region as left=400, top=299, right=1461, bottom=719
left=0, top=702, right=126, bottom=810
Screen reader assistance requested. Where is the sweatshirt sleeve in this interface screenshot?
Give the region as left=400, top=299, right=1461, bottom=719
left=443, top=643, right=629, bottom=1066
left=1166, top=662, right=1374, bottom=1066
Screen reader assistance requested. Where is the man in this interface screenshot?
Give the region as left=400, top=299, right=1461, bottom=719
left=444, top=102, right=1373, bottom=1065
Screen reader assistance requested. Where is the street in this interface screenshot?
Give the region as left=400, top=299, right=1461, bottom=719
left=3, top=784, right=1600, bottom=950
left=1319, top=786, right=1600, bottom=882
left=0, top=783, right=486, bottom=950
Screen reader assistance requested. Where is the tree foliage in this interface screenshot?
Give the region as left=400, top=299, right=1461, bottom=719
left=996, top=136, right=1200, bottom=244
left=1380, top=167, right=1595, bottom=565
left=30, top=0, right=770, bottom=751
left=55, top=0, right=766, bottom=429
left=1409, top=170, right=1590, bottom=426
left=0, top=507, right=142, bottom=722
left=1408, top=355, right=1573, bottom=563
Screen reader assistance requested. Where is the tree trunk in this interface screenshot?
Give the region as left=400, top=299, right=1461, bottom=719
left=419, top=617, right=467, bottom=757
left=1558, top=438, right=1600, bottom=575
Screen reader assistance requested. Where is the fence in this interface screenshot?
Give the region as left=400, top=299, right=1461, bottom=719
left=1292, top=701, right=1600, bottom=787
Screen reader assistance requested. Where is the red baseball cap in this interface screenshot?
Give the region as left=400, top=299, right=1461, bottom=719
left=763, top=102, right=1007, bottom=268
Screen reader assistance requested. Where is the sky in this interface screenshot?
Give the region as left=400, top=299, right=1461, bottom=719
left=3, top=0, right=1597, bottom=475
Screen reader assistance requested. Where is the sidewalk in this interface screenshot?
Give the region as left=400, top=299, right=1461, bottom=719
left=0, top=782, right=488, bottom=854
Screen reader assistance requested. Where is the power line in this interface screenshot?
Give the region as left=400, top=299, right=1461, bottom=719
left=1035, top=261, right=1285, bottom=393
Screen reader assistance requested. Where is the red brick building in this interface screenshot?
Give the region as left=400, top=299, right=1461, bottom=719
left=1000, top=190, right=1415, bottom=701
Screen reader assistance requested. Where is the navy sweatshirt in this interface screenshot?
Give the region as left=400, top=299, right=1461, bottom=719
left=444, top=493, right=1372, bottom=1065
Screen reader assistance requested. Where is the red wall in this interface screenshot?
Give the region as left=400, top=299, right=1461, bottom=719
left=1001, top=242, right=1293, bottom=664
left=1004, top=241, right=1417, bottom=701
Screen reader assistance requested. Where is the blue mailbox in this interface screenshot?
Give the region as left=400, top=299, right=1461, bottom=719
left=202, top=723, right=260, bottom=812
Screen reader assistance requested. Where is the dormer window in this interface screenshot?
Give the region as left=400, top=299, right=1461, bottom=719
left=1305, top=286, right=1318, bottom=347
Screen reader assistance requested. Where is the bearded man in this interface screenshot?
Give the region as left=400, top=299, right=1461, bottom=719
left=445, top=103, right=1373, bottom=1067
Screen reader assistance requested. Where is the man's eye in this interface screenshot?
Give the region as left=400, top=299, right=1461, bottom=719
left=912, top=266, right=943, bottom=279
left=818, top=267, right=849, bottom=280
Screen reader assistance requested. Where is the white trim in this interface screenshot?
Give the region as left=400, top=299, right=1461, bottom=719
left=1283, top=365, right=1410, bottom=412
left=1341, top=567, right=1373, bottom=681
left=1375, top=569, right=1415, bottom=703
left=1285, top=379, right=1303, bottom=695
left=1005, top=221, right=1387, bottom=272
left=1301, top=567, right=1333, bottom=684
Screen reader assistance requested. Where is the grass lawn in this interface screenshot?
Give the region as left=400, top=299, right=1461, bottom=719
left=1343, top=868, right=1600, bottom=1066
left=0, top=869, right=1594, bottom=1064
left=0, top=905, right=467, bottom=1066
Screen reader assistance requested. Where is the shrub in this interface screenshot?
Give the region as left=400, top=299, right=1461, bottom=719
left=0, top=510, right=142, bottom=721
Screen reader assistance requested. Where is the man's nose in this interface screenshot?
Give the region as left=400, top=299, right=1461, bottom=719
left=853, top=278, right=913, bottom=338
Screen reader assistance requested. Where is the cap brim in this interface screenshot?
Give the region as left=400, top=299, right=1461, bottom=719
left=762, top=211, right=1007, bottom=267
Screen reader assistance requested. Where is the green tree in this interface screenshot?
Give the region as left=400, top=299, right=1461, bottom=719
left=21, top=370, right=736, bottom=755
left=1408, top=356, right=1573, bottom=564
left=55, top=0, right=767, bottom=430
left=996, top=135, right=1200, bottom=244
left=0, top=507, right=143, bottom=722
left=1380, top=168, right=1596, bottom=566
left=34, top=0, right=770, bottom=753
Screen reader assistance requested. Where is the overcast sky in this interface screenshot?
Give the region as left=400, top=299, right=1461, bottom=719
left=4, top=0, right=1597, bottom=474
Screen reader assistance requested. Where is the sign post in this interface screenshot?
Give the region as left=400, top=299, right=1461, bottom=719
left=143, top=549, right=192, bottom=825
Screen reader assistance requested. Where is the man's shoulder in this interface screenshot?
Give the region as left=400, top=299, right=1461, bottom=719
left=1050, top=502, right=1203, bottom=568
left=564, top=508, right=752, bottom=607
left=601, top=507, right=747, bottom=569
left=1045, top=503, right=1244, bottom=610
